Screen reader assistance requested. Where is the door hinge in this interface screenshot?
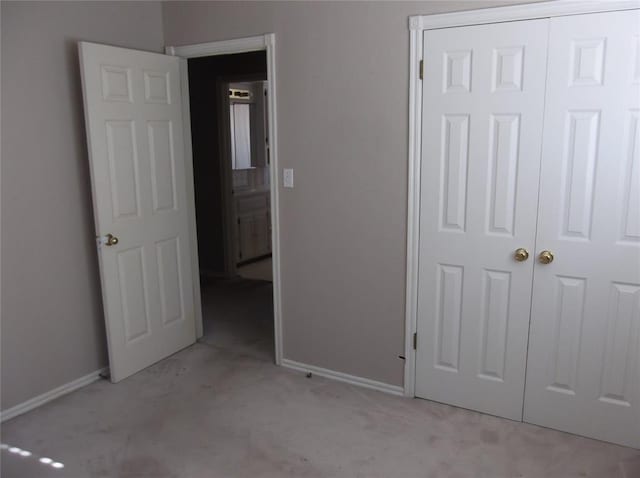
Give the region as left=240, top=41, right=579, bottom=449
left=419, top=60, right=424, bottom=80
left=413, top=332, right=418, bottom=350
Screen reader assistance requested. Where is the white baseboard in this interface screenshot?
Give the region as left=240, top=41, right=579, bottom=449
left=1, top=367, right=108, bottom=422
left=281, top=359, right=404, bottom=396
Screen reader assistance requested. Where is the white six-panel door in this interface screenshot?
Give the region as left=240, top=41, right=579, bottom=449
left=415, top=19, right=549, bottom=420
left=524, top=10, right=640, bottom=449
left=79, top=42, right=196, bottom=382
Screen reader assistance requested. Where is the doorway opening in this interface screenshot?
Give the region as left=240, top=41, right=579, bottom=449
left=185, top=48, right=276, bottom=362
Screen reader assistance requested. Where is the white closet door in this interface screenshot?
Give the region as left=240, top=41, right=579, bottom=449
left=524, top=10, right=640, bottom=449
left=416, top=20, right=549, bottom=420
left=79, top=42, right=196, bottom=382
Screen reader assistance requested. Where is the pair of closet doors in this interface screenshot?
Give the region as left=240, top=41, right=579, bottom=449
left=415, top=9, right=639, bottom=448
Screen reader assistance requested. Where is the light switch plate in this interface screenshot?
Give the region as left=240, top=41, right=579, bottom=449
left=283, top=168, right=294, bottom=188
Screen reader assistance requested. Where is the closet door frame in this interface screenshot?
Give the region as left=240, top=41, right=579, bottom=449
left=404, top=0, right=639, bottom=398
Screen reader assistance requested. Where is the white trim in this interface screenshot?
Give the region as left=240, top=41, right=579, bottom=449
left=409, top=0, right=639, bottom=31
left=166, top=36, right=268, bottom=58
left=281, top=359, right=404, bottom=396
left=405, top=0, right=639, bottom=397
left=0, top=368, right=107, bottom=422
left=403, top=24, right=423, bottom=399
left=264, top=34, right=284, bottom=365
left=166, top=34, right=284, bottom=365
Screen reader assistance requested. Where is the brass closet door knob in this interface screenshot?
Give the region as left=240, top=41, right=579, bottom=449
left=539, top=250, right=554, bottom=264
left=105, top=233, right=119, bottom=246
left=514, top=248, right=529, bottom=262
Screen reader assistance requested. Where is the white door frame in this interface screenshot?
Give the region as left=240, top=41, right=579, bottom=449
left=166, top=34, right=283, bottom=365
left=405, top=0, right=639, bottom=397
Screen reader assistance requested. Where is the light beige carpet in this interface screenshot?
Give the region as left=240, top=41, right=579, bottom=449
left=2, top=280, right=638, bottom=477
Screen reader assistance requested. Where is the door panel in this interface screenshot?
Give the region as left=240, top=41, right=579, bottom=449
left=487, top=114, right=520, bottom=235
left=524, top=10, right=640, bottom=448
left=415, top=19, right=549, bottom=420
left=440, top=114, right=469, bottom=232
left=106, top=120, right=140, bottom=218
left=148, top=120, right=178, bottom=212
left=79, top=42, right=196, bottom=382
left=156, top=237, right=184, bottom=326
left=622, top=112, right=640, bottom=242
left=117, top=247, right=150, bottom=343
left=478, top=269, right=511, bottom=381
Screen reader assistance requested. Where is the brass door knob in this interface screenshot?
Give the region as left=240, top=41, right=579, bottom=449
left=539, top=250, right=554, bottom=264
left=105, top=233, right=119, bottom=246
left=514, top=248, right=529, bottom=262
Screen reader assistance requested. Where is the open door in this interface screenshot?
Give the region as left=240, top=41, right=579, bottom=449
left=79, top=42, right=196, bottom=382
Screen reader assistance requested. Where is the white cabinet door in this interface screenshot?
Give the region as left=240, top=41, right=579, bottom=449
left=238, top=215, right=256, bottom=261
left=524, top=10, right=640, bottom=448
left=253, top=212, right=271, bottom=257
left=416, top=19, right=549, bottom=420
left=238, top=212, right=270, bottom=262
left=79, top=42, right=196, bottom=382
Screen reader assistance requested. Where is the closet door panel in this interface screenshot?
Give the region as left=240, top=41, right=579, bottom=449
left=524, top=9, right=640, bottom=449
left=415, top=19, right=549, bottom=420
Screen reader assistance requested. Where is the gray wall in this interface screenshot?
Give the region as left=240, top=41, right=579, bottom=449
left=1, top=1, right=164, bottom=410
left=1, top=1, right=537, bottom=411
left=163, top=1, right=529, bottom=386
